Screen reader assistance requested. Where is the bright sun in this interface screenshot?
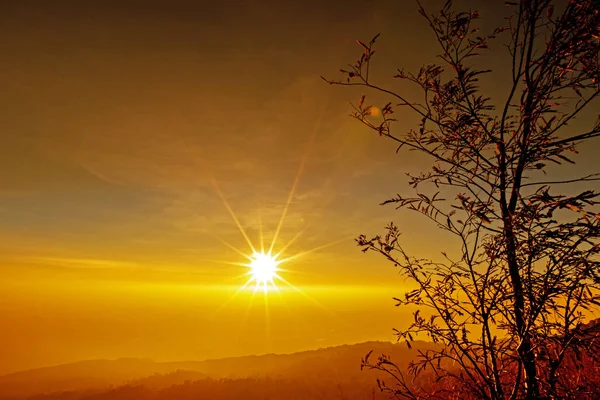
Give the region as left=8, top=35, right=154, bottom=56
left=248, top=251, right=280, bottom=290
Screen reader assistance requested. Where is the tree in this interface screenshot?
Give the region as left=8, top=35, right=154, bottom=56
left=323, top=1, right=600, bottom=399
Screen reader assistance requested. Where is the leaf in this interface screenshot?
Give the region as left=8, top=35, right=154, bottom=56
left=369, top=33, right=381, bottom=45
left=357, top=39, right=369, bottom=50
left=556, top=154, right=575, bottom=164
left=364, top=350, right=374, bottom=364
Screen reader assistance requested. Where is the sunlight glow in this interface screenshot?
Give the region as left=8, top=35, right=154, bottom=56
left=248, top=251, right=280, bottom=290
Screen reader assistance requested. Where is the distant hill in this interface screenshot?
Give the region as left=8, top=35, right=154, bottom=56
left=0, top=341, right=437, bottom=399
left=0, top=358, right=180, bottom=399
left=166, top=340, right=438, bottom=379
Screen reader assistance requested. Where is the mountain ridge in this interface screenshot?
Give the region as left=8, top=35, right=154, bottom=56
left=1, top=340, right=395, bottom=377
left=0, top=340, right=435, bottom=399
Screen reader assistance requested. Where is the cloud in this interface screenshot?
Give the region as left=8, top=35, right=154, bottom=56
left=18, top=256, right=144, bottom=270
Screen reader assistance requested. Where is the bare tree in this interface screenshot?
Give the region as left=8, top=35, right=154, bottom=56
left=323, top=1, right=600, bottom=399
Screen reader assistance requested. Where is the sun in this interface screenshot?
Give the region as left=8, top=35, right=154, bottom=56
left=247, top=251, right=281, bottom=292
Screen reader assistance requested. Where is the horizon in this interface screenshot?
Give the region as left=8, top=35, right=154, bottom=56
left=2, top=339, right=406, bottom=375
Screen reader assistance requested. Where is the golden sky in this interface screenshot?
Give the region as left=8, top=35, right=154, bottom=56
left=1, top=0, right=598, bottom=375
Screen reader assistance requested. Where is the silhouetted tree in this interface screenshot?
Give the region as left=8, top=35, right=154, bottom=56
left=324, top=0, right=600, bottom=399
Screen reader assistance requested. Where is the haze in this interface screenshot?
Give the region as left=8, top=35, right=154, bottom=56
left=1, top=0, right=598, bottom=379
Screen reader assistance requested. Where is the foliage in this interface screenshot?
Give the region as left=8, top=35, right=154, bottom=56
left=27, top=376, right=388, bottom=400
left=324, top=0, right=600, bottom=399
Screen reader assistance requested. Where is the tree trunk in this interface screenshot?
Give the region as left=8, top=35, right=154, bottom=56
left=504, top=216, right=540, bottom=399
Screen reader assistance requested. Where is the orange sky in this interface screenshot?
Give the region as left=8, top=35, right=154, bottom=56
left=1, top=0, right=598, bottom=375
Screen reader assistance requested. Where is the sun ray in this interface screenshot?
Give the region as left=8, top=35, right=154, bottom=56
left=210, top=277, right=255, bottom=317
left=272, top=229, right=305, bottom=259
left=268, top=279, right=325, bottom=343
left=276, top=235, right=352, bottom=264
left=208, top=233, right=253, bottom=261
left=208, top=173, right=257, bottom=255
left=271, top=194, right=341, bottom=259
left=272, top=282, right=293, bottom=316
left=257, top=205, right=265, bottom=254
left=268, top=158, right=305, bottom=256
left=269, top=278, right=280, bottom=292
left=263, top=288, right=272, bottom=349
left=243, top=285, right=259, bottom=324
left=276, top=275, right=333, bottom=314
left=199, top=259, right=250, bottom=268
left=268, top=99, right=327, bottom=256
left=221, top=271, right=255, bottom=284
left=270, top=267, right=305, bottom=275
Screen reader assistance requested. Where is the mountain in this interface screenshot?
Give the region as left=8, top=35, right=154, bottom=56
left=0, top=341, right=436, bottom=399
left=0, top=358, right=182, bottom=399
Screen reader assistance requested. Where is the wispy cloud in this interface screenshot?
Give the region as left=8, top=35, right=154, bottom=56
left=20, top=256, right=143, bottom=270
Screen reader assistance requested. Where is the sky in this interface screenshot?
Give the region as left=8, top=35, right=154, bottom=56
left=1, top=0, right=598, bottom=375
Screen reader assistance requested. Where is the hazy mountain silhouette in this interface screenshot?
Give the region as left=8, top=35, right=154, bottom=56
left=0, top=358, right=181, bottom=399
left=0, top=341, right=438, bottom=399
